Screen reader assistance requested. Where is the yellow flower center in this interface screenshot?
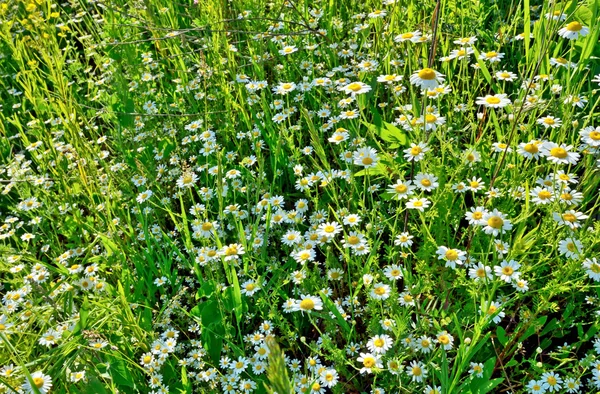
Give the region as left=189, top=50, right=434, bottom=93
left=421, top=179, right=432, bottom=187
left=412, top=200, right=423, bottom=207
left=487, top=216, right=504, bottom=229
left=323, top=225, right=335, bottom=233
left=591, top=264, right=600, bottom=274
left=524, top=143, right=538, bottom=153
left=245, top=283, right=256, bottom=291
left=566, top=21, right=582, bottom=32
left=550, top=147, right=568, bottom=158
left=143, top=355, right=152, bottom=364
left=412, top=366, right=422, bottom=376
left=374, top=338, right=385, bottom=347
left=347, top=236, right=360, bottom=245
left=363, top=357, right=376, bottom=368
left=299, top=298, right=315, bottom=310
left=391, top=269, right=401, bottom=277
left=401, top=32, right=414, bottom=39
left=476, top=268, right=486, bottom=278
left=486, top=96, right=501, bottom=105
left=374, top=286, right=386, bottom=295
left=538, top=190, right=552, bottom=200
left=201, top=222, right=213, bottom=231
left=403, top=294, right=413, bottom=302
left=445, top=250, right=459, bottom=261
left=395, top=184, right=408, bottom=193
left=438, top=335, right=450, bottom=344
left=547, top=376, right=557, bottom=386
left=410, top=146, right=422, bottom=155
left=502, top=266, right=514, bottom=276
left=486, top=51, right=498, bottom=58
left=425, top=114, right=437, bottom=123
left=561, top=193, right=572, bottom=200
left=346, top=82, right=363, bottom=92
left=473, top=212, right=483, bottom=220
left=362, top=157, right=374, bottom=165
left=470, top=181, right=479, bottom=188
left=34, top=377, right=45, bottom=388
left=282, top=83, right=293, bottom=90
left=418, top=68, right=437, bottom=80
left=589, top=131, right=600, bottom=140
left=567, top=242, right=576, bottom=252
left=488, top=305, right=497, bottom=314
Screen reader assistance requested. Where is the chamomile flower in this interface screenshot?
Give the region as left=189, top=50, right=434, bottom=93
left=517, top=140, right=542, bottom=159
left=436, top=246, right=467, bottom=269
left=367, top=334, right=393, bottom=354
left=394, top=232, right=414, bottom=247
left=494, top=260, right=521, bottom=283
left=293, top=295, right=323, bottom=313
left=317, top=221, right=342, bottom=239
left=540, top=142, right=579, bottom=165
left=580, top=126, right=600, bottom=147
left=553, top=210, right=588, bottom=229
left=357, top=353, right=382, bottom=374
left=476, top=93, right=511, bottom=108
left=341, top=81, right=372, bottom=95
left=537, top=116, right=562, bottom=129
left=406, top=360, right=427, bottom=382
left=403, top=142, right=429, bottom=162
left=23, top=371, right=52, bottom=394
left=410, top=68, right=445, bottom=89
left=558, top=21, right=589, bottom=40
left=387, top=179, right=415, bottom=200
left=353, top=147, right=380, bottom=168
left=371, top=283, right=391, bottom=300
left=495, top=70, right=517, bottom=82
left=414, top=173, right=439, bottom=192
left=406, top=198, right=431, bottom=211
left=481, top=209, right=512, bottom=236
left=583, top=258, right=600, bottom=282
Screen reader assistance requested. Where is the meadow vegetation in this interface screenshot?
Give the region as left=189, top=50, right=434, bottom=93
left=0, top=0, right=600, bottom=393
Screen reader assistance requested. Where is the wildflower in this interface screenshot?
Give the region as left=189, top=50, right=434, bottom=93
left=414, top=173, right=439, bottom=191
left=317, top=221, right=342, bottom=239
left=558, top=21, right=589, bottom=39
left=353, top=147, right=379, bottom=168
left=517, top=140, right=542, bottom=159
left=406, top=360, right=427, bottom=382
left=319, top=369, right=339, bottom=388
left=469, top=262, right=493, bottom=282
left=240, top=280, right=260, bottom=296
left=367, top=334, right=393, bottom=354
left=403, top=142, right=429, bottom=161
left=406, top=198, right=431, bottom=211
left=410, top=68, right=445, bottom=89
left=293, top=295, right=323, bottom=313
left=387, top=179, right=415, bottom=200
left=220, top=243, right=245, bottom=261
left=418, top=112, right=446, bottom=130
left=371, top=283, right=391, bottom=300
left=383, top=264, right=403, bottom=281
left=436, top=331, right=454, bottom=350
left=469, top=362, right=484, bottom=378
left=394, top=30, right=422, bottom=43
left=537, top=116, right=562, bottom=129
left=22, top=371, right=52, bottom=394
left=483, top=301, right=505, bottom=324
left=481, top=209, right=512, bottom=236
left=580, top=126, right=600, bottom=147
left=394, top=232, right=414, bottom=247
left=553, top=209, right=589, bottom=229
left=541, top=371, right=563, bottom=392
left=357, top=353, right=382, bottom=374
left=279, top=45, right=297, bottom=55
left=479, top=50, right=504, bottom=62
left=466, top=177, right=485, bottom=192
left=341, top=81, right=372, bottom=95
left=176, top=172, right=198, bottom=188
left=540, top=142, right=579, bottom=165
left=476, top=93, right=511, bottom=108
left=494, top=260, right=521, bottom=283
left=436, top=246, right=467, bottom=269
left=495, top=70, right=517, bottom=82
left=527, top=380, right=546, bottom=394
left=583, top=258, right=600, bottom=282
left=558, top=238, right=583, bottom=259
left=136, top=190, right=153, bottom=203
